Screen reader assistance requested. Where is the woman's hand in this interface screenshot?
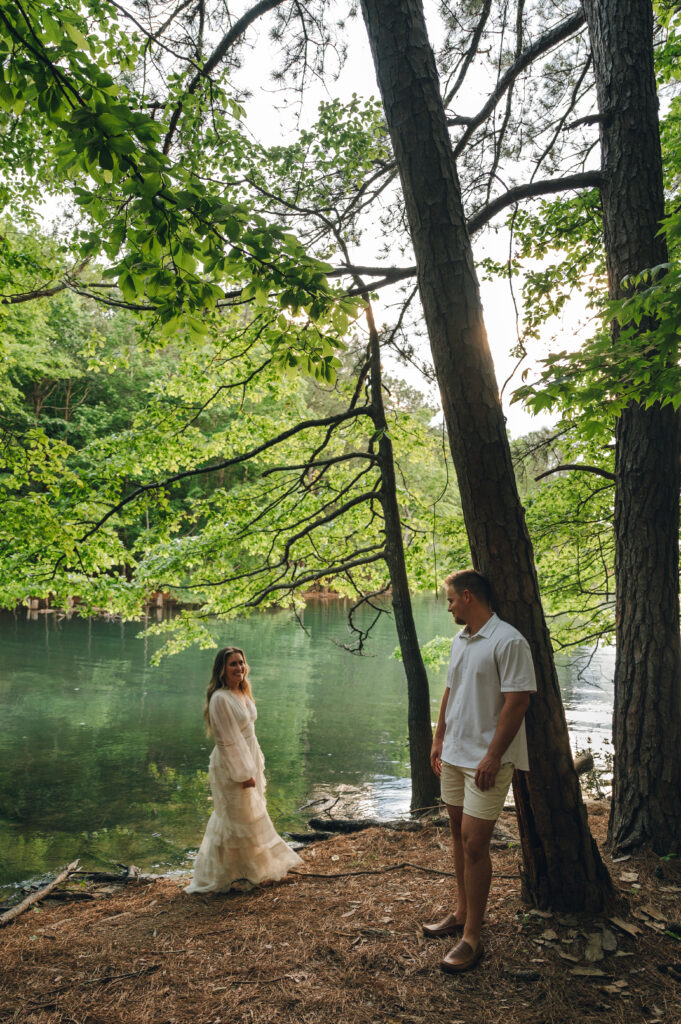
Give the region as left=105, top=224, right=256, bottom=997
left=241, top=777, right=256, bottom=789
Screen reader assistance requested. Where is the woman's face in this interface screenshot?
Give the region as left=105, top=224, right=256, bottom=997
left=224, top=651, right=246, bottom=690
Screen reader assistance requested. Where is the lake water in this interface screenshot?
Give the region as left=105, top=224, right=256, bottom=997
left=0, top=598, right=614, bottom=896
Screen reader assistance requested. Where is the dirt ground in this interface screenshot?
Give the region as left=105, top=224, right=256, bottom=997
left=1, top=802, right=680, bottom=1024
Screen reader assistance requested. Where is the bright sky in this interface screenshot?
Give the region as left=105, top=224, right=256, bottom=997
left=237, top=5, right=560, bottom=437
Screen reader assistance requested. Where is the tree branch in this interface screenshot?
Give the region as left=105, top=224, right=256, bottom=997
left=163, top=0, right=287, bottom=154
left=0, top=282, right=67, bottom=304
left=442, top=0, right=494, bottom=108
left=535, top=463, right=616, bottom=482
left=245, top=550, right=386, bottom=605
left=77, top=406, right=373, bottom=541
left=466, top=171, right=604, bottom=234
left=260, top=452, right=377, bottom=477
left=450, top=11, right=587, bottom=158
left=330, top=168, right=604, bottom=289
left=281, top=489, right=382, bottom=562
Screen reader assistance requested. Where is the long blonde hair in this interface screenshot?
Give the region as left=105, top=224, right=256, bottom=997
left=203, top=646, right=253, bottom=734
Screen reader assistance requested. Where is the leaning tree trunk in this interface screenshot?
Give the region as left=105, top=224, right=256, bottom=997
left=366, top=302, right=440, bottom=812
left=582, top=0, right=681, bottom=854
left=360, top=0, right=613, bottom=909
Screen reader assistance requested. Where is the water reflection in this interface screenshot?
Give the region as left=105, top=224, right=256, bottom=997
left=0, top=600, right=614, bottom=893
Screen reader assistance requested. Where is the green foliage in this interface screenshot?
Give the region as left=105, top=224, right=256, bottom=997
left=481, top=189, right=605, bottom=351
left=393, top=634, right=452, bottom=669
left=506, top=9, right=681, bottom=434
left=0, top=0, right=358, bottom=345
left=0, top=226, right=467, bottom=657
left=513, top=217, right=681, bottom=433
left=521, top=432, right=615, bottom=647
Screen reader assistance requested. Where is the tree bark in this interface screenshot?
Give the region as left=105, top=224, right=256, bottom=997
left=367, top=302, right=440, bottom=812
left=360, top=0, right=613, bottom=909
left=582, top=0, right=681, bottom=854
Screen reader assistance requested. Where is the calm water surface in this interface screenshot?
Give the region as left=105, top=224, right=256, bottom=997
left=0, top=598, right=614, bottom=894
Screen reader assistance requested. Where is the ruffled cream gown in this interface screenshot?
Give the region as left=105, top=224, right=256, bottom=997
left=185, top=688, right=302, bottom=893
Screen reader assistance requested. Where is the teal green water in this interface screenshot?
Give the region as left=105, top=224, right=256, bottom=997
left=0, top=598, right=614, bottom=894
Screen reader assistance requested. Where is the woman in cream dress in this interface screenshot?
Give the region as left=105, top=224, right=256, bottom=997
left=185, top=646, right=301, bottom=893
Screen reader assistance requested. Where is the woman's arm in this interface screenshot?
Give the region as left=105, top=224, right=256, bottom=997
left=209, top=692, right=257, bottom=783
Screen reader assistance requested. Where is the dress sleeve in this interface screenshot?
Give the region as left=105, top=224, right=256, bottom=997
left=496, top=637, right=537, bottom=693
left=209, top=691, right=257, bottom=782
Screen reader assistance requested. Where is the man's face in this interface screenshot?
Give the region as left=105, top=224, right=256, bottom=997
left=446, top=584, right=468, bottom=625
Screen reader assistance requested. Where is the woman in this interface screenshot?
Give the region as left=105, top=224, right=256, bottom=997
left=184, top=646, right=302, bottom=893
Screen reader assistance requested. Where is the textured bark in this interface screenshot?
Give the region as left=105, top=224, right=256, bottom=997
left=582, top=0, right=681, bottom=854
left=367, top=304, right=439, bottom=812
left=360, top=0, right=613, bottom=908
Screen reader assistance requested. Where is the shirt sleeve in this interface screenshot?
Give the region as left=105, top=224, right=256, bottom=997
left=209, top=691, right=257, bottom=782
left=496, top=636, right=537, bottom=693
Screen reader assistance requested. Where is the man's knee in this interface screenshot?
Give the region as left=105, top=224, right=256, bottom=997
left=462, top=816, right=495, bottom=862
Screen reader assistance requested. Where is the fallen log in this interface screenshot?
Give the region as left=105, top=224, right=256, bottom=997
left=308, top=816, right=381, bottom=833
left=42, top=889, right=96, bottom=902
left=307, top=816, right=424, bottom=834
left=306, top=814, right=518, bottom=850
left=69, top=867, right=137, bottom=884
left=0, top=859, right=79, bottom=928
left=283, top=830, right=334, bottom=844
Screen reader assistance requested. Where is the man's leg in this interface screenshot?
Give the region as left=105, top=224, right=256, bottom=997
left=422, top=804, right=466, bottom=936
left=460, top=813, right=496, bottom=951
left=440, top=814, right=495, bottom=971
left=423, top=764, right=467, bottom=937
left=447, top=803, right=466, bottom=923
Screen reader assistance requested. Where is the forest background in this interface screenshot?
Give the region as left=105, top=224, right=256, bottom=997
left=1, top=0, right=680, bottom=907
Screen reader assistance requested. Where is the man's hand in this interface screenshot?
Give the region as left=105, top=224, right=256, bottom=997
left=430, top=739, right=444, bottom=777
left=241, top=777, right=256, bottom=789
left=475, top=753, right=501, bottom=791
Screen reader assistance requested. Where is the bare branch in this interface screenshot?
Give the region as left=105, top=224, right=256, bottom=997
left=535, top=463, right=615, bottom=482
left=450, top=11, right=587, bottom=158
left=565, top=112, right=609, bottom=130
left=467, top=171, right=604, bottom=234
left=442, top=0, right=494, bottom=108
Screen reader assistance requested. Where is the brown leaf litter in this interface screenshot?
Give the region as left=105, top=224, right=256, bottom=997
left=1, top=802, right=680, bottom=1024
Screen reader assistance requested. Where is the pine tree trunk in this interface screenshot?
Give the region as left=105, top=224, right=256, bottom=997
left=360, top=0, right=613, bottom=908
left=582, top=0, right=681, bottom=854
left=367, top=304, right=440, bottom=812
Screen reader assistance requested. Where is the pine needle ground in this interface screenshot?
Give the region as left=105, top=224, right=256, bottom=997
left=1, top=804, right=680, bottom=1024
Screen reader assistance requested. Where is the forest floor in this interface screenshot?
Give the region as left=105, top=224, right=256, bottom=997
left=2, top=801, right=681, bottom=1024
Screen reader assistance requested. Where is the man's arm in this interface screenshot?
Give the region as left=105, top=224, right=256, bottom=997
left=430, top=687, right=450, bottom=777
left=475, top=691, right=531, bottom=791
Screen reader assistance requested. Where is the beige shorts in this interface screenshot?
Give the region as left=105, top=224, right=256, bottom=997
left=440, top=761, right=514, bottom=821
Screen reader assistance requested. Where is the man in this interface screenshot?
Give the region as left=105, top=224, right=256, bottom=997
left=422, top=569, right=536, bottom=974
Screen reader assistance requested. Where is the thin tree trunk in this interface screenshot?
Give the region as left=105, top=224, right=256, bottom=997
left=582, top=0, right=681, bottom=854
left=366, top=302, right=440, bottom=812
left=360, top=0, right=613, bottom=908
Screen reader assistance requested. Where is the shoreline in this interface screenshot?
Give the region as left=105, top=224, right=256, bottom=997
left=2, top=801, right=680, bottom=1024
left=13, top=587, right=354, bottom=622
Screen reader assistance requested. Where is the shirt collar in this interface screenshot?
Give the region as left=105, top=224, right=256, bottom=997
left=458, top=612, right=499, bottom=640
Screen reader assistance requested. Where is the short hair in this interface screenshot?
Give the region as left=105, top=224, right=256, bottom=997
left=444, top=569, right=493, bottom=607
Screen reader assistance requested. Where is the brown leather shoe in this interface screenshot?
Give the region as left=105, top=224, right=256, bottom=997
left=440, top=939, right=484, bottom=974
left=421, top=913, right=465, bottom=938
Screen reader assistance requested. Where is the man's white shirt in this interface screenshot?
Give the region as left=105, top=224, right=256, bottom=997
left=442, top=613, right=537, bottom=772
